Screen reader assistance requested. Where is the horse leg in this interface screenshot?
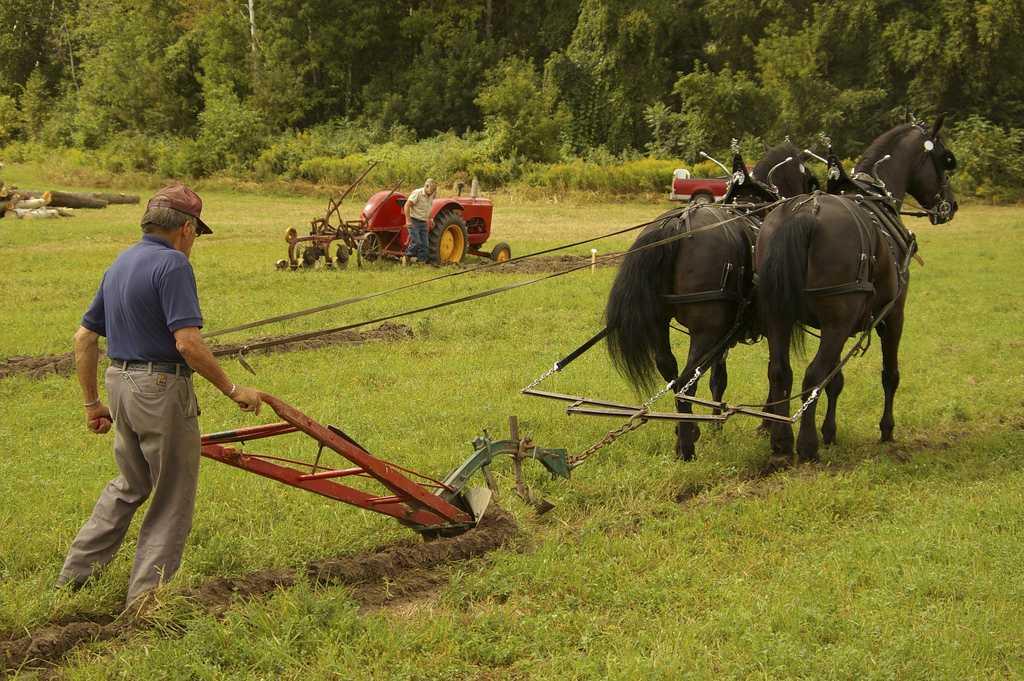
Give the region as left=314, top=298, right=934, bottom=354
left=877, top=312, right=905, bottom=443
left=698, top=350, right=727, bottom=437
left=765, top=328, right=795, bottom=468
left=796, top=328, right=848, bottom=462
left=708, top=350, right=728, bottom=407
left=821, top=369, right=844, bottom=446
left=651, top=325, right=698, bottom=461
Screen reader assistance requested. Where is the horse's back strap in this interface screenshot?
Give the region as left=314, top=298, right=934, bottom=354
left=661, top=290, right=745, bottom=304
left=806, top=282, right=875, bottom=298
left=555, top=326, right=610, bottom=371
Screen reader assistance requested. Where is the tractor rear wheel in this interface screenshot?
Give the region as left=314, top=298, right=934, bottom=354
left=429, top=211, right=468, bottom=264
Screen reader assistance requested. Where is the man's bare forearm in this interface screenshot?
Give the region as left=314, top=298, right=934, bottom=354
left=174, top=327, right=233, bottom=394
left=74, top=326, right=102, bottom=404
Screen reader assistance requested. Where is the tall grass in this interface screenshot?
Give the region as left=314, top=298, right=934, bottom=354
left=2, top=134, right=716, bottom=200
left=1, top=163, right=1023, bottom=679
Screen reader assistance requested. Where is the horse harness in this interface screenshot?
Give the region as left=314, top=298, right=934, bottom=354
left=658, top=204, right=760, bottom=307
left=790, top=180, right=917, bottom=333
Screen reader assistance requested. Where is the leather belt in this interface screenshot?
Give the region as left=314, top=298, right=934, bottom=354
left=110, top=359, right=194, bottom=378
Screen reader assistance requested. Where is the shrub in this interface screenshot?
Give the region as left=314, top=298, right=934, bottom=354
left=949, top=115, right=1024, bottom=202
left=0, top=95, right=19, bottom=143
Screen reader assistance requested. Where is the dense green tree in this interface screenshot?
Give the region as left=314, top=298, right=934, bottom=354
left=359, top=0, right=500, bottom=136
left=0, top=0, right=79, bottom=99
left=491, top=0, right=581, bottom=65
left=547, top=0, right=675, bottom=156
left=72, top=0, right=202, bottom=144
left=653, top=63, right=771, bottom=162
left=0, top=0, right=1022, bottom=186
left=475, top=56, right=566, bottom=161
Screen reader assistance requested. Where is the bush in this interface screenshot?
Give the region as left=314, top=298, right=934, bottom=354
left=195, top=86, right=268, bottom=175
left=0, top=95, right=19, bottom=144
left=949, top=115, right=1024, bottom=202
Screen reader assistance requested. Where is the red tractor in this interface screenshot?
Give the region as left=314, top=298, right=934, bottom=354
left=278, top=179, right=510, bottom=270
left=356, top=183, right=510, bottom=266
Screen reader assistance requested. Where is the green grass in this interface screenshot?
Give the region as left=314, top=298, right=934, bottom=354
left=2, top=162, right=1024, bottom=679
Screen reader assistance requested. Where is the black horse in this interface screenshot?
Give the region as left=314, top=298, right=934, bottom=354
left=755, top=116, right=958, bottom=468
left=605, top=141, right=818, bottom=460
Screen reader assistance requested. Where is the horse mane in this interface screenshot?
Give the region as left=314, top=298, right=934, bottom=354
left=752, top=140, right=800, bottom=181
left=854, top=123, right=916, bottom=174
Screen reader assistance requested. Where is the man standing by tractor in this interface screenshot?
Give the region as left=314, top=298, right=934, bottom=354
left=57, top=184, right=262, bottom=606
left=403, top=177, right=437, bottom=265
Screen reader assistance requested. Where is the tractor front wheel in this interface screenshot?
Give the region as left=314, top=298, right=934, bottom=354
left=489, top=242, right=511, bottom=262
left=429, top=212, right=469, bottom=264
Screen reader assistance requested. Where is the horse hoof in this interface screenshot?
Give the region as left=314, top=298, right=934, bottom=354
left=762, top=455, right=793, bottom=475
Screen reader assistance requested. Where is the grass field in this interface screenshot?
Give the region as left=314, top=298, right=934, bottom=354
left=2, top=163, right=1024, bottom=679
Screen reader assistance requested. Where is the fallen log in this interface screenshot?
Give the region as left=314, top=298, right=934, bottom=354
left=18, top=190, right=138, bottom=205
left=14, top=198, right=48, bottom=210
left=17, top=190, right=107, bottom=209
left=10, top=208, right=60, bottom=219
left=94, top=193, right=140, bottom=205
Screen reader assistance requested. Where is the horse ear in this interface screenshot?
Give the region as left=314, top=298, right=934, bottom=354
left=763, top=139, right=771, bottom=152
left=904, top=107, right=913, bottom=124
left=930, top=113, right=947, bottom=136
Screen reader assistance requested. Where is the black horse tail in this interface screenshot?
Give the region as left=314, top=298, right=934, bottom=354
left=605, top=224, right=680, bottom=393
left=758, top=212, right=817, bottom=352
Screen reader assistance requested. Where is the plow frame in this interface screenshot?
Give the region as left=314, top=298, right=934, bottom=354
left=200, top=393, right=568, bottom=536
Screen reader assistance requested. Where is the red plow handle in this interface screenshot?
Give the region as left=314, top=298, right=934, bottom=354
left=200, top=392, right=474, bottom=530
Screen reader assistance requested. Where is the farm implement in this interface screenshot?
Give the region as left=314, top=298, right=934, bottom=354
left=200, top=393, right=568, bottom=538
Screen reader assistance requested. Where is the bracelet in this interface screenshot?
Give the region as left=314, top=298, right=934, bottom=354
left=226, top=383, right=236, bottom=397
left=84, top=397, right=101, bottom=408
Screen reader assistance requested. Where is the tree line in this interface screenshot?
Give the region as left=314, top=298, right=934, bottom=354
left=1, top=0, right=1022, bottom=197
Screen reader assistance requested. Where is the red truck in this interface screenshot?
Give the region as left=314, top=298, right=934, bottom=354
left=668, top=166, right=753, bottom=204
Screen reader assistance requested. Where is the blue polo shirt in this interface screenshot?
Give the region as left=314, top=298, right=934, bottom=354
left=81, top=234, right=204, bottom=363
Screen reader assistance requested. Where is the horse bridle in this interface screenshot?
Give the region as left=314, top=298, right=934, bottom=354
left=911, top=123, right=957, bottom=223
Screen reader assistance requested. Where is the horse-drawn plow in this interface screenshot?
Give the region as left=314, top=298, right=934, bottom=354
left=200, top=393, right=569, bottom=538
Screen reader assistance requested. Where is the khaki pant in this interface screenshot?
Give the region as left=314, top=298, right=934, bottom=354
left=59, top=364, right=200, bottom=604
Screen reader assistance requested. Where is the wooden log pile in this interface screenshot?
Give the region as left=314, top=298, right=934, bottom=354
left=0, top=164, right=141, bottom=219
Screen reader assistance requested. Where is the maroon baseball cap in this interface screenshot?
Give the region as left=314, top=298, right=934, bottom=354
left=147, top=184, right=212, bottom=235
